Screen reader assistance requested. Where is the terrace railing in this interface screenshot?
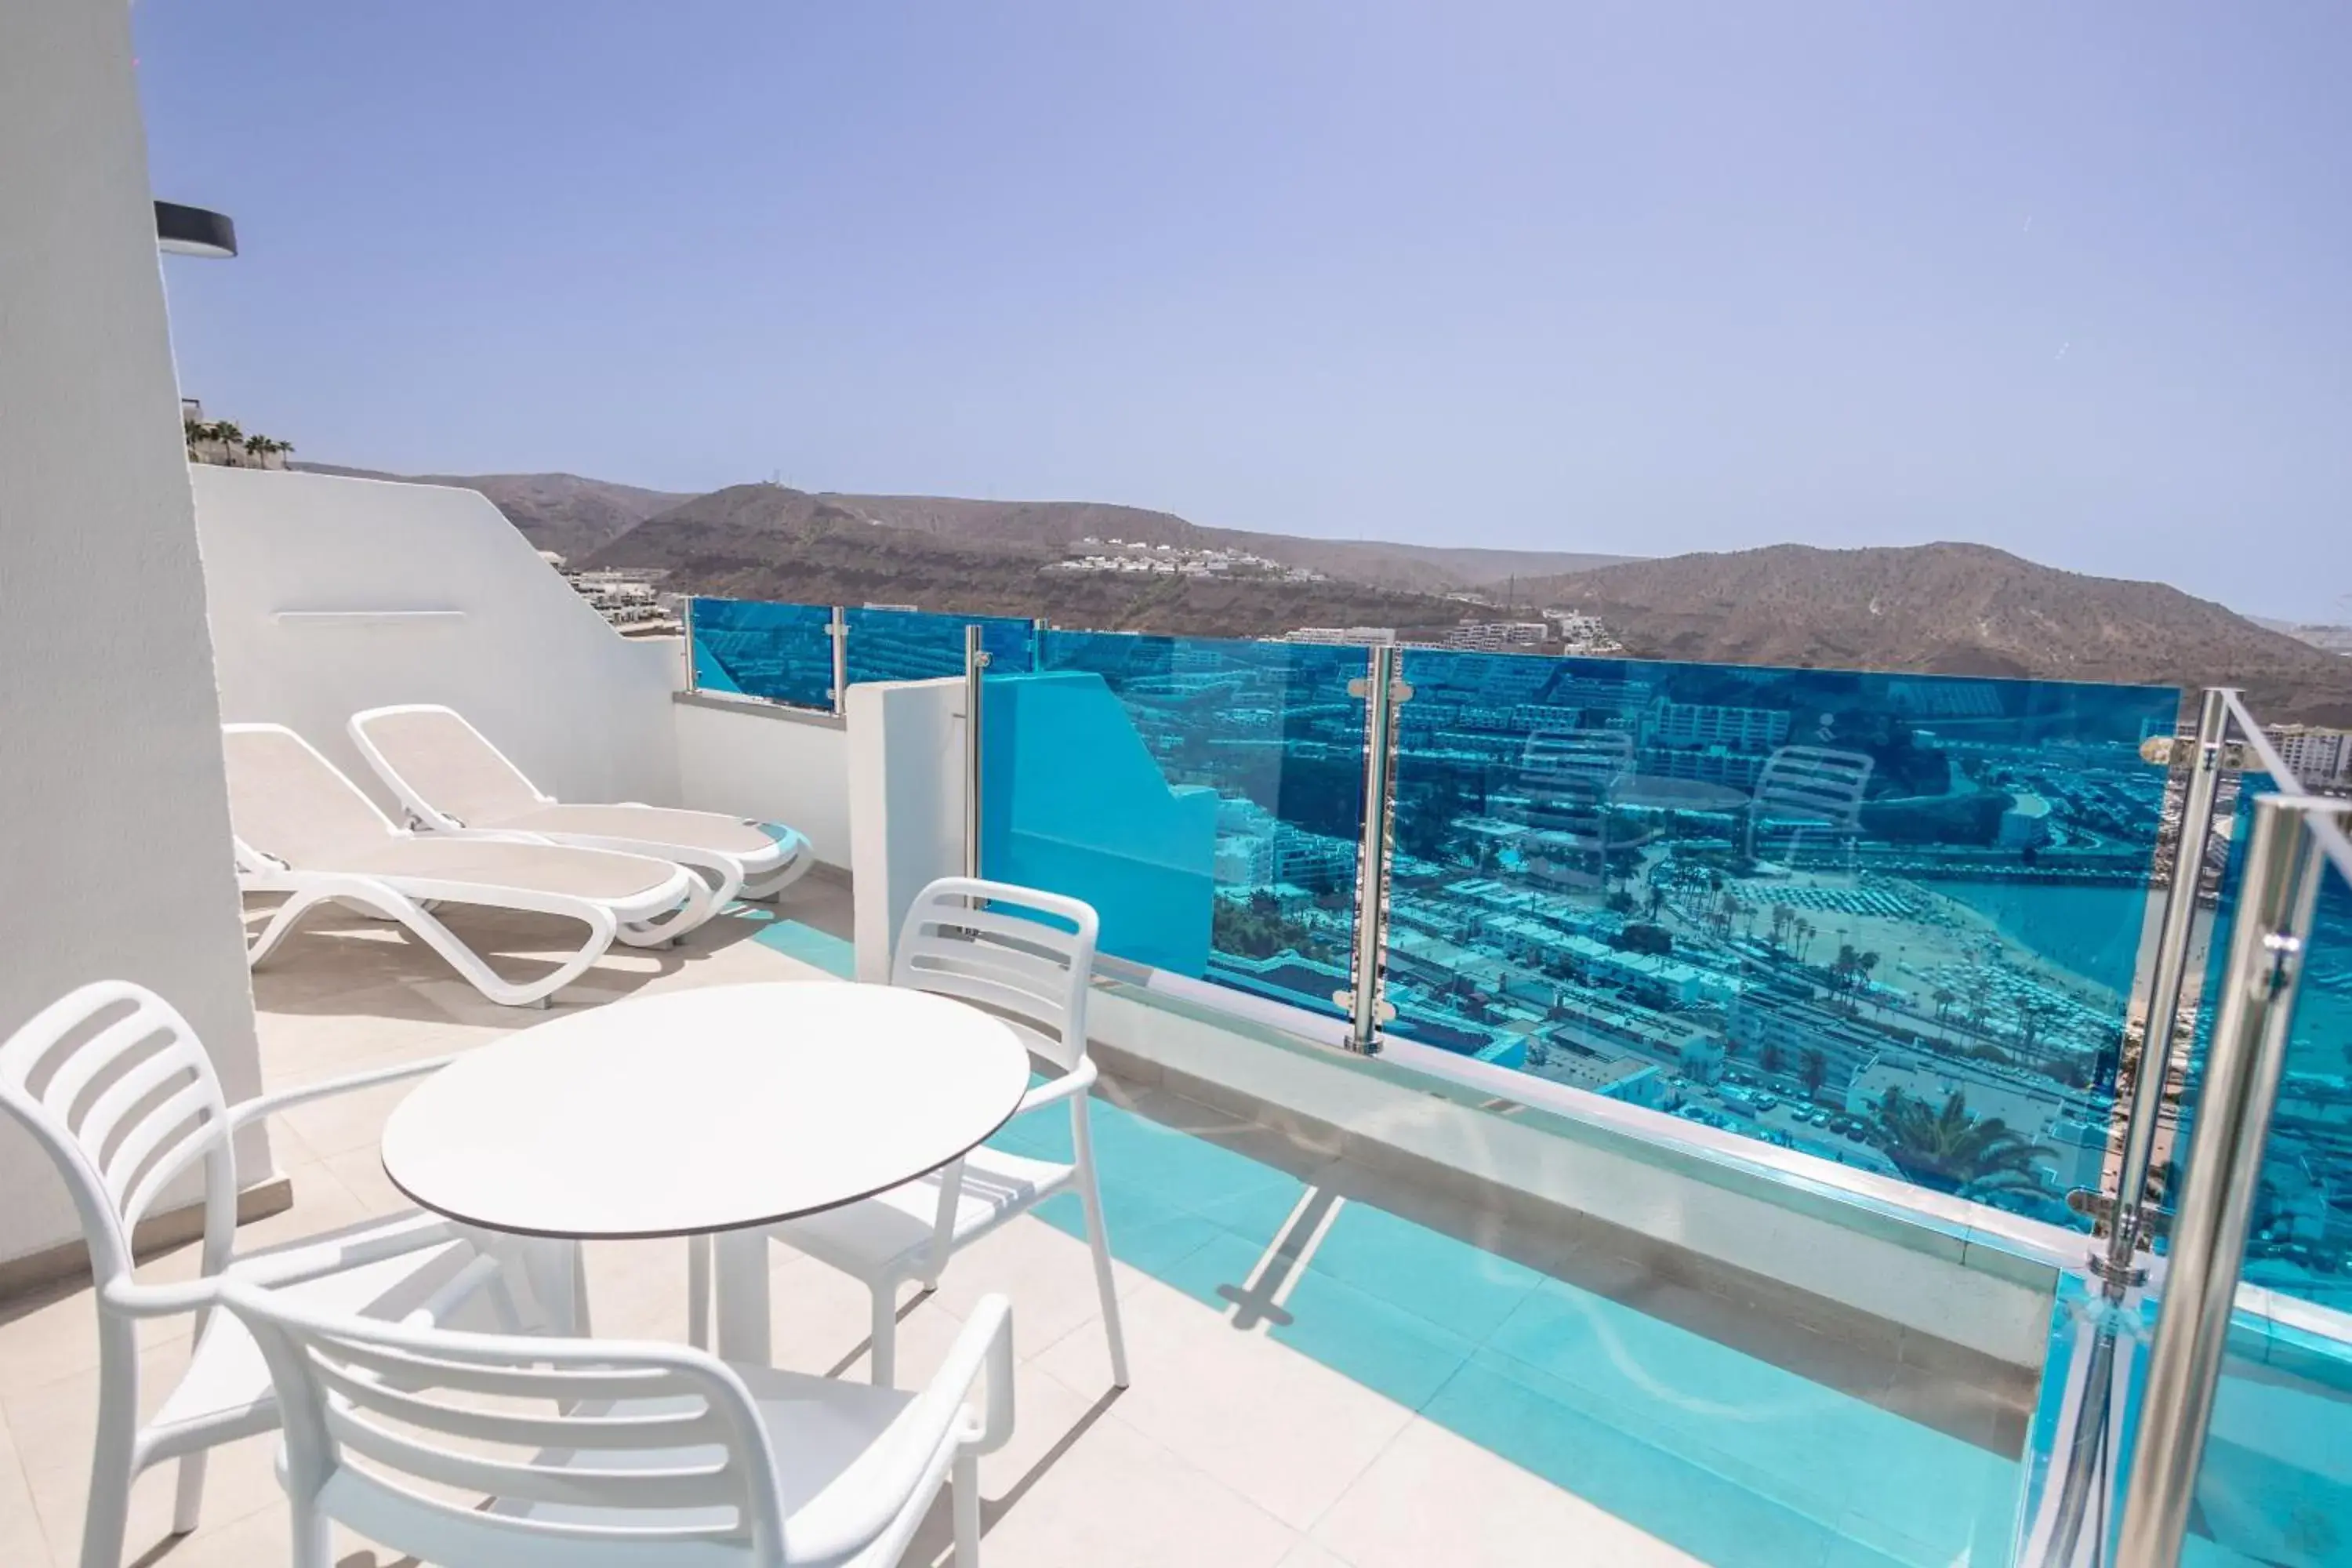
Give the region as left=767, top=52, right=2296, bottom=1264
left=691, top=596, right=2196, bottom=1231
left=691, top=593, right=2352, bottom=1566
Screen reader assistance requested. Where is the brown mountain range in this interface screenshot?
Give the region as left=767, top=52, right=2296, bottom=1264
left=297, top=464, right=2350, bottom=721
left=1530, top=543, right=2351, bottom=722
left=579, top=483, right=1479, bottom=637
left=296, top=466, right=1624, bottom=593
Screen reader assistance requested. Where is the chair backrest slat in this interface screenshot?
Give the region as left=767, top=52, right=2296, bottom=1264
left=893, top=878, right=1098, bottom=1072
left=908, top=942, right=1076, bottom=1019
left=902, top=965, right=1071, bottom=1045
left=318, top=1337, right=684, bottom=1402
left=310, top=1356, right=730, bottom=1454
left=324, top=1399, right=744, bottom=1512
left=225, top=1282, right=792, bottom=1565
left=35, top=996, right=187, bottom=1119
left=0, top=982, right=237, bottom=1287
left=121, top=1116, right=234, bottom=1234
left=103, top=1080, right=221, bottom=1221
left=70, top=1029, right=199, bottom=1150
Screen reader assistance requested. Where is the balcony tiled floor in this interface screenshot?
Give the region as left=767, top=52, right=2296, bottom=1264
left=1, top=883, right=2034, bottom=1567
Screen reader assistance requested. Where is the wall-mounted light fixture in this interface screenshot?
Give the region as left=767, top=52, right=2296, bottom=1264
left=154, top=200, right=236, bottom=258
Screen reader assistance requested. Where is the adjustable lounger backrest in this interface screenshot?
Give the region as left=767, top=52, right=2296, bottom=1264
left=221, top=724, right=404, bottom=869
left=349, top=706, right=544, bottom=829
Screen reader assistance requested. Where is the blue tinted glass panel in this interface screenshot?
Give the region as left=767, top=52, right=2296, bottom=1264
left=2176, top=787, right=2352, bottom=1309
left=689, top=597, right=833, bottom=710
left=979, top=629, right=1368, bottom=1018
left=844, top=608, right=1034, bottom=686
left=2166, top=838, right=2352, bottom=1563
left=1386, top=648, right=2180, bottom=1226
left=2263, top=863, right=2352, bottom=1306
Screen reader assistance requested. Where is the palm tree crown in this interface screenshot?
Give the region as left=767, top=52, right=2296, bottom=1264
left=1871, top=1087, right=2045, bottom=1196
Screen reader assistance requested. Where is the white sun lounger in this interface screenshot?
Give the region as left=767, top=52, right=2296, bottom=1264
left=223, top=724, right=707, bottom=1007
left=347, top=703, right=812, bottom=926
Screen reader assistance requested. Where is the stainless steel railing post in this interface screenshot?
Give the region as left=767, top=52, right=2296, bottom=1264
left=2112, top=792, right=2340, bottom=1566
left=963, top=622, right=989, bottom=880
left=2100, top=688, right=2231, bottom=1290
left=1345, top=644, right=1406, bottom=1052
left=681, top=595, right=699, bottom=693
left=829, top=605, right=849, bottom=717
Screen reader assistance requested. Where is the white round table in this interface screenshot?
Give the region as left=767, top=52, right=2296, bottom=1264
left=382, top=982, right=1032, bottom=1363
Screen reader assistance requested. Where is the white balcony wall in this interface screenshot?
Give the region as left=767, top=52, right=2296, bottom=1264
left=846, top=679, right=968, bottom=981
left=672, top=697, right=852, bottom=869
left=0, top=0, right=270, bottom=1272
left=193, top=468, right=681, bottom=813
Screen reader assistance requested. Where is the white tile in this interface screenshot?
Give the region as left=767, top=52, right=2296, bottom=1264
left=267, top=1076, right=426, bottom=1161
left=1312, top=1416, right=1704, bottom=1568
left=1034, top=1273, right=1414, bottom=1531
left=923, top=1210, right=1158, bottom=1371
left=0, top=1406, right=55, bottom=1568
left=5, top=1338, right=193, bottom=1489
left=0, top=1279, right=191, bottom=1403
left=25, top=1426, right=287, bottom=1568
left=960, top=1403, right=1297, bottom=1568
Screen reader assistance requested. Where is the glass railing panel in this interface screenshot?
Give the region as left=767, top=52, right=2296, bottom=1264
left=1385, top=647, right=2182, bottom=1225
left=2254, top=860, right=2352, bottom=1308
left=978, top=628, right=1367, bottom=1018
left=843, top=605, right=1033, bottom=686
left=2172, top=789, right=2352, bottom=1308
left=2170, top=845, right=2352, bottom=1567
left=688, top=597, right=834, bottom=710
left=2159, top=774, right=2343, bottom=1281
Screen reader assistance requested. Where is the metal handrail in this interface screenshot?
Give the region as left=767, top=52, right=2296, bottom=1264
left=2313, top=811, right=2352, bottom=887
left=2218, top=689, right=2307, bottom=789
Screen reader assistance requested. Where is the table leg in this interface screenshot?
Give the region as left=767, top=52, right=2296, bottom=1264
left=687, top=1234, right=711, bottom=1351
left=712, top=1229, right=771, bottom=1366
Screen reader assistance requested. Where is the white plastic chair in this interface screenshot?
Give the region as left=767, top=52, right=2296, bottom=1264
left=219, top=1273, right=1015, bottom=1567
left=760, top=878, right=1129, bottom=1391
left=0, top=980, right=562, bottom=1568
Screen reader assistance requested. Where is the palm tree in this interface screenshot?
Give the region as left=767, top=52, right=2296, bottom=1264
left=1871, top=1087, right=2045, bottom=1196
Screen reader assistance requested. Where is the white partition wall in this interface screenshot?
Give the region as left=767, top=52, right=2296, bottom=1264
left=847, top=679, right=967, bottom=981
left=193, top=467, right=682, bottom=813
left=0, top=0, right=272, bottom=1274
left=673, top=698, right=853, bottom=869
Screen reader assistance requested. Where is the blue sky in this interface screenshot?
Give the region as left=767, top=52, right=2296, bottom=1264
left=137, top=3, right=2349, bottom=620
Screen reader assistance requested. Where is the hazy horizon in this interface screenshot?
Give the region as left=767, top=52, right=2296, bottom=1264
left=137, top=3, right=2349, bottom=620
